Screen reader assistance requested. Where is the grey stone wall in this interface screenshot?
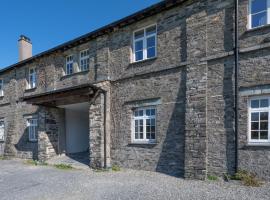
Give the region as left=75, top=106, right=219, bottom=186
left=110, top=68, right=186, bottom=177
left=1, top=0, right=270, bottom=180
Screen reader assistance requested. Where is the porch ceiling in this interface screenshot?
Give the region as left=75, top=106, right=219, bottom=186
left=21, top=83, right=99, bottom=107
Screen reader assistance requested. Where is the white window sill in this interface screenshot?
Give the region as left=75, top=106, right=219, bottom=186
left=61, top=70, right=89, bottom=79
left=25, top=87, right=37, bottom=91
left=130, top=57, right=157, bottom=64
left=246, top=24, right=270, bottom=33
left=247, top=142, right=270, bottom=147
left=130, top=141, right=157, bottom=145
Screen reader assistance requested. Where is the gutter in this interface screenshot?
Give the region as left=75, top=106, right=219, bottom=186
left=234, top=0, right=239, bottom=173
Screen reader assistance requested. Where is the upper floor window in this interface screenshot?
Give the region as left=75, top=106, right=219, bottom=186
left=133, top=25, right=157, bottom=62
left=66, top=55, right=74, bottom=75
left=27, top=118, right=38, bottom=142
left=132, top=107, right=156, bottom=143
left=0, top=120, right=4, bottom=141
left=80, top=49, right=90, bottom=71
left=248, top=97, right=270, bottom=144
left=249, top=0, right=270, bottom=29
left=28, top=67, right=37, bottom=89
left=0, top=79, right=3, bottom=97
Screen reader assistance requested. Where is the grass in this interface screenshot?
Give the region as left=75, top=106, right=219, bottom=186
left=54, top=164, right=73, bottom=170
left=24, top=159, right=48, bottom=166
left=112, top=165, right=121, bottom=172
left=207, top=174, right=218, bottom=181
left=94, top=168, right=109, bottom=173
left=0, top=156, right=5, bottom=160
left=230, top=170, right=262, bottom=187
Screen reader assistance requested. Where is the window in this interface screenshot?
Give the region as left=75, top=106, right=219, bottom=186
left=249, top=0, right=270, bottom=29
left=249, top=97, right=270, bottom=144
left=132, top=107, right=156, bottom=143
left=0, top=79, right=3, bottom=97
left=66, top=55, right=74, bottom=75
left=0, top=120, right=4, bottom=141
left=133, top=25, right=157, bottom=62
left=27, top=118, right=38, bottom=142
left=28, top=67, right=37, bottom=89
left=80, top=49, right=90, bottom=71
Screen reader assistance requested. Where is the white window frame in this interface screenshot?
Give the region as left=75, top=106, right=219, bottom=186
left=248, top=0, right=270, bottom=29
left=132, top=24, right=157, bottom=63
left=66, top=55, right=74, bottom=75
left=0, top=79, right=3, bottom=97
left=0, top=120, right=4, bottom=141
left=80, top=49, right=90, bottom=71
left=28, top=67, right=37, bottom=89
left=131, top=106, right=156, bottom=144
left=248, top=96, right=270, bottom=144
left=27, top=118, right=38, bottom=142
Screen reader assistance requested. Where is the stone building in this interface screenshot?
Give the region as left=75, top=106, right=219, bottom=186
left=0, top=0, right=270, bottom=180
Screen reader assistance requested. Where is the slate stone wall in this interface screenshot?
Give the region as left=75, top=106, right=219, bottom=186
left=1, top=0, right=270, bottom=180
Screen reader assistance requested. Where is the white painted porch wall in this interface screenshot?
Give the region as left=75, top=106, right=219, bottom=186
left=65, top=109, right=89, bottom=153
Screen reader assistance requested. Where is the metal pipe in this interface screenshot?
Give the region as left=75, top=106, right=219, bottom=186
left=234, top=0, right=239, bottom=173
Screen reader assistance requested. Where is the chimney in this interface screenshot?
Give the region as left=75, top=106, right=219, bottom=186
left=18, top=35, right=32, bottom=61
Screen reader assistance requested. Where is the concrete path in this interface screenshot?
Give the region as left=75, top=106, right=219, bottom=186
left=47, top=152, right=89, bottom=170
left=0, top=160, right=270, bottom=200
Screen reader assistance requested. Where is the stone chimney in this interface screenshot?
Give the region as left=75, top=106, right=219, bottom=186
left=18, top=35, right=32, bottom=61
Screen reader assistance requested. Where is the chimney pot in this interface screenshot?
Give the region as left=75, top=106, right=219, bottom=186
left=18, top=35, right=32, bottom=61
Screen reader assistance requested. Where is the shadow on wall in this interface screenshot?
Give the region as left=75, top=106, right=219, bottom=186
left=156, top=19, right=187, bottom=177
left=223, top=6, right=236, bottom=175
left=156, top=68, right=187, bottom=177
left=15, top=107, right=60, bottom=161
left=15, top=128, right=38, bottom=160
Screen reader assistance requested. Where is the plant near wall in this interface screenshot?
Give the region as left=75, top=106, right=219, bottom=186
left=207, top=174, right=218, bottom=181
left=230, top=170, right=263, bottom=187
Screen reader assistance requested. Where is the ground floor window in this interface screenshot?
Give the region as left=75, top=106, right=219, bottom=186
left=249, top=97, right=270, bottom=144
left=27, top=118, right=38, bottom=142
left=132, top=107, right=156, bottom=143
left=0, top=120, right=4, bottom=141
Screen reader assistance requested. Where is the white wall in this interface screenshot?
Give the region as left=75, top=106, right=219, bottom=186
left=65, top=109, right=89, bottom=153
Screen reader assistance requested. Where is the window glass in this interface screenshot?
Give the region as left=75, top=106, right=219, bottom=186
left=133, top=25, right=157, bottom=62
left=134, top=30, right=144, bottom=40
left=133, top=107, right=156, bottom=143
left=66, top=55, right=73, bottom=75
left=80, top=49, right=90, bottom=71
left=0, top=121, right=4, bottom=141
left=251, top=99, right=260, bottom=108
left=250, top=0, right=268, bottom=28
left=0, top=79, right=3, bottom=96
left=28, top=118, right=38, bottom=141
left=252, top=12, right=267, bottom=28
left=249, top=98, right=270, bottom=142
left=251, top=0, right=267, bottom=13
left=146, top=26, right=156, bottom=36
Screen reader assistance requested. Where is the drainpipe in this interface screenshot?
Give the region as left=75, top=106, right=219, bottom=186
left=234, top=0, right=239, bottom=173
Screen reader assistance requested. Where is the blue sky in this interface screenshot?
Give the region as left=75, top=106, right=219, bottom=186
left=0, top=0, right=160, bottom=69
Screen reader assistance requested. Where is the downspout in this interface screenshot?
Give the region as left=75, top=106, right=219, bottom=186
left=103, top=90, right=107, bottom=168
left=234, top=0, right=239, bottom=173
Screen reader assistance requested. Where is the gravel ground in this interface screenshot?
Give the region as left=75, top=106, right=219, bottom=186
left=0, top=160, right=269, bottom=200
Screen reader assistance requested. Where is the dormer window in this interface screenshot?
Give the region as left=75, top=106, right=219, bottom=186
left=249, top=0, right=269, bottom=29
left=66, top=55, right=74, bottom=75
left=80, top=49, right=90, bottom=71
left=0, top=79, right=3, bottom=97
left=28, top=67, right=37, bottom=89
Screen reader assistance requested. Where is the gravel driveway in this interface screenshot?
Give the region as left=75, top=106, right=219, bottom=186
left=0, top=160, right=269, bottom=200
